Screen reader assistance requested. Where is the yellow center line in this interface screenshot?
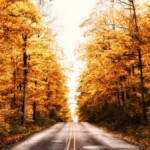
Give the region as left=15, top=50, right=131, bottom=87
left=66, top=123, right=73, bottom=150
left=73, top=123, right=76, bottom=150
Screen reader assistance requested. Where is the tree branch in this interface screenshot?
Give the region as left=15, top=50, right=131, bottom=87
left=117, top=0, right=132, bottom=7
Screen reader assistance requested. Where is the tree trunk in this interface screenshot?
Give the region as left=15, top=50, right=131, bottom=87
left=33, top=80, right=37, bottom=123
left=119, top=76, right=126, bottom=109
left=33, top=101, right=36, bottom=122
left=45, top=80, right=50, bottom=109
left=11, top=69, right=17, bottom=109
left=137, top=48, right=148, bottom=123
left=123, top=82, right=127, bottom=105
left=21, top=35, right=28, bottom=126
left=130, top=0, right=148, bottom=123
left=116, top=82, right=121, bottom=107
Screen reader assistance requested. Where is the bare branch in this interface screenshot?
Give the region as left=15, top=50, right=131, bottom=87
left=117, top=0, right=132, bottom=7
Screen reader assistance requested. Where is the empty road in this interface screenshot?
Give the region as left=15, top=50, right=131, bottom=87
left=6, top=122, right=145, bottom=150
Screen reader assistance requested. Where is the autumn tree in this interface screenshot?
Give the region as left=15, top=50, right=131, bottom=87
left=77, top=0, right=150, bottom=125
left=0, top=0, right=70, bottom=136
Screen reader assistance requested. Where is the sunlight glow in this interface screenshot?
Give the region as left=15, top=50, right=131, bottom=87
left=51, top=0, right=98, bottom=117
left=73, top=115, right=78, bottom=122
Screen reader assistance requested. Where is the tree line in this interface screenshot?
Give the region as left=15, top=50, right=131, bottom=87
left=0, top=0, right=70, bottom=136
left=77, top=0, right=150, bottom=127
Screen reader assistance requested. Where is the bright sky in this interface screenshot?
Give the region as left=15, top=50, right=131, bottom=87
left=50, top=0, right=98, bottom=119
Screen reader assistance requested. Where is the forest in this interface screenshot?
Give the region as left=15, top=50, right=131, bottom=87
left=77, top=0, right=150, bottom=147
left=0, top=0, right=70, bottom=146
left=0, top=0, right=150, bottom=149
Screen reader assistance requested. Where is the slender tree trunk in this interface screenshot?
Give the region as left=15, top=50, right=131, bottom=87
left=117, top=88, right=121, bottom=107
left=137, top=48, right=148, bottom=123
left=121, top=91, right=125, bottom=104
left=116, top=82, right=121, bottom=107
left=21, top=35, right=28, bottom=126
left=123, top=83, right=127, bottom=105
left=47, top=81, right=52, bottom=118
left=130, top=0, right=148, bottom=123
left=45, top=80, right=50, bottom=109
left=11, top=69, right=17, bottom=109
left=119, top=76, right=126, bottom=109
left=33, top=101, right=36, bottom=122
left=33, top=80, right=37, bottom=123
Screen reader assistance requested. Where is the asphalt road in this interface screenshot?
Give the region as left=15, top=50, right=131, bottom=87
left=6, top=122, right=145, bottom=150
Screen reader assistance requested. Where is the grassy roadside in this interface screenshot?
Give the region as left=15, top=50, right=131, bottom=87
left=95, top=123, right=150, bottom=150
left=0, top=124, right=54, bottom=150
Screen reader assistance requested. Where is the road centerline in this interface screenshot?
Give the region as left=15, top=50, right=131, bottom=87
left=66, top=123, right=73, bottom=150
left=73, top=123, right=76, bottom=150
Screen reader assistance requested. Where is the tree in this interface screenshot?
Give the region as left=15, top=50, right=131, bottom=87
left=0, top=0, right=70, bottom=136
left=77, top=0, right=150, bottom=125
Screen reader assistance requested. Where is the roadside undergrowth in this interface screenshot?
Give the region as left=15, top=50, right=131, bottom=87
left=0, top=123, right=55, bottom=150
left=96, top=122, right=150, bottom=150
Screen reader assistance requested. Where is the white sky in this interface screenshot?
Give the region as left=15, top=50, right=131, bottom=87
left=50, top=0, right=98, bottom=117
left=51, top=0, right=97, bottom=59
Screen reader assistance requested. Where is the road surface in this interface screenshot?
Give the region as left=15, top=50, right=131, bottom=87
left=6, top=122, right=145, bottom=150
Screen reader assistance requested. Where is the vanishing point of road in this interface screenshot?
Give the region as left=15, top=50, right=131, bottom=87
left=6, top=122, right=146, bottom=150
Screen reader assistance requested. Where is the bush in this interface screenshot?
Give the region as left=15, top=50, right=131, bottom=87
left=10, top=125, right=26, bottom=134
left=0, top=122, right=10, bottom=137
left=94, top=102, right=143, bottom=131
left=34, top=111, right=57, bottom=126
